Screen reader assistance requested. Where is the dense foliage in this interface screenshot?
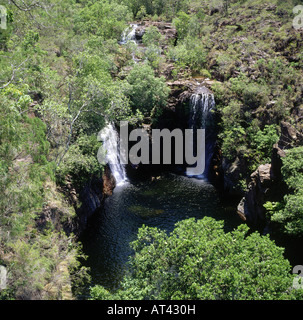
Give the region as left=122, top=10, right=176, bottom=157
left=90, top=217, right=303, bottom=300
left=265, top=147, right=303, bottom=236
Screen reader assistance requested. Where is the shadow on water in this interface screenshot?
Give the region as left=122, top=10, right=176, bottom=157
left=79, top=173, right=243, bottom=297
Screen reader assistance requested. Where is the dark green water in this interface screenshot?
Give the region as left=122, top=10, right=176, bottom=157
left=80, top=173, right=242, bottom=294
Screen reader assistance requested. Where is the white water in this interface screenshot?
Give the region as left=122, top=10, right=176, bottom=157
left=187, top=91, right=216, bottom=178
left=120, top=23, right=138, bottom=45
left=99, top=123, right=127, bottom=187
left=119, top=23, right=144, bottom=64
left=189, top=92, right=215, bottom=129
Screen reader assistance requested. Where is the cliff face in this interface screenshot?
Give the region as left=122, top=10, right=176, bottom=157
left=237, top=122, right=303, bottom=230
left=63, top=167, right=115, bottom=236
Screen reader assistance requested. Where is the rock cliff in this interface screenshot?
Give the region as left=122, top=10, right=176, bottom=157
left=237, top=121, right=302, bottom=230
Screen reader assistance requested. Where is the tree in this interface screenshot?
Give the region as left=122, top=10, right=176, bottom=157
left=172, top=11, right=190, bottom=40
left=125, top=62, right=170, bottom=116
left=142, top=26, right=162, bottom=47
left=73, top=0, right=131, bottom=40
left=267, top=147, right=303, bottom=236
left=90, top=217, right=303, bottom=300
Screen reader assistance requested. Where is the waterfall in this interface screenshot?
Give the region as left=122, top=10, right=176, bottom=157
left=119, top=23, right=144, bottom=64
left=119, top=23, right=138, bottom=45
left=99, top=123, right=127, bottom=187
left=189, top=92, right=215, bottom=129
left=187, top=90, right=216, bottom=179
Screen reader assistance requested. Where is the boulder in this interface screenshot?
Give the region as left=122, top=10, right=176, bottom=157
left=278, top=121, right=303, bottom=148
left=222, top=156, right=247, bottom=195
left=134, top=21, right=177, bottom=46
left=271, top=143, right=286, bottom=181
left=102, top=164, right=116, bottom=196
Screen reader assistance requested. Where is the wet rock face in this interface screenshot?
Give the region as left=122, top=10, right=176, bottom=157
left=102, top=164, right=116, bottom=196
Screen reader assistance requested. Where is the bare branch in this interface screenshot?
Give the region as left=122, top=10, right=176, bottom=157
left=9, top=0, right=44, bottom=12
left=55, top=101, right=89, bottom=167
left=0, top=58, right=29, bottom=90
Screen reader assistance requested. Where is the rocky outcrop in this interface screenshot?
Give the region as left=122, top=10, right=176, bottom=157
left=134, top=21, right=177, bottom=48
left=222, top=156, right=248, bottom=196
left=279, top=121, right=303, bottom=148
left=167, top=79, right=217, bottom=110
left=77, top=178, right=105, bottom=233
left=102, top=165, right=116, bottom=196
left=236, top=120, right=302, bottom=229
left=54, top=169, right=115, bottom=236
left=77, top=169, right=116, bottom=234
left=237, top=164, right=273, bottom=227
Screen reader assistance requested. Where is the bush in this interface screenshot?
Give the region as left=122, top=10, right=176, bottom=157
left=142, top=26, right=162, bottom=46
left=172, top=11, right=190, bottom=40
left=249, top=124, right=279, bottom=164
left=56, top=134, right=103, bottom=188
left=74, top=0, right=131, bottom=40
left=167, top=37, right=207, bottom=74
left=144, top=45, right=164, bottom=70
left=220, top=125, right=247, bottom=160
left=281, top=147, right=303, bottom=192
left=229, top=74, right=270, bottom=109
left=125, top=63, right=170, bottom=116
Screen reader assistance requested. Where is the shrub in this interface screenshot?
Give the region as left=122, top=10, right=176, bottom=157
left=56, top=134, right=103, bottom=188
left=267, top=147, right=303, bottom=236
left=125, top=63, right=170, bottom=116
left=249, top=124, right=279, bottom=164
left=142, top=26, right=162, bottom=46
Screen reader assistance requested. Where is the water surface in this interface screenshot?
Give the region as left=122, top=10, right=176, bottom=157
left=80, top=173, right=242, bottom=294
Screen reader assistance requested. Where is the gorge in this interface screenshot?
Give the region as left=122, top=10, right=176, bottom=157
left=2, top=0, right=303, bottom=301
left=79, top=22, right=301, bottom=297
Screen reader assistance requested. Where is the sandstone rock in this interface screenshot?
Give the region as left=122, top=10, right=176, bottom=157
left=58, top=176, right=107, bottom=236
left=237, top=164, right=272, bottom=227
left=271, top=143, right=286, bottom=181
left=279, top=121, right=303, bottom=148
left=236, top=137, right=293, bottom=230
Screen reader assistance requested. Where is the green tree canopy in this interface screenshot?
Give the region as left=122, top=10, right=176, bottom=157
left=125, top=62, right=170, bottom=116
left=267, top=147, right=303, bottom=236
left=90, top=217, right=302, bottom=300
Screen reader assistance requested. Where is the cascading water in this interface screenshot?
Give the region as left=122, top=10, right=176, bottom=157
left=119, top=23, right=138, bottom=45
left=119, top=23, right=144, bottom=64
left=187, top=89, right=216, bottom=179
left=99, top=123, right=127, bottom=187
